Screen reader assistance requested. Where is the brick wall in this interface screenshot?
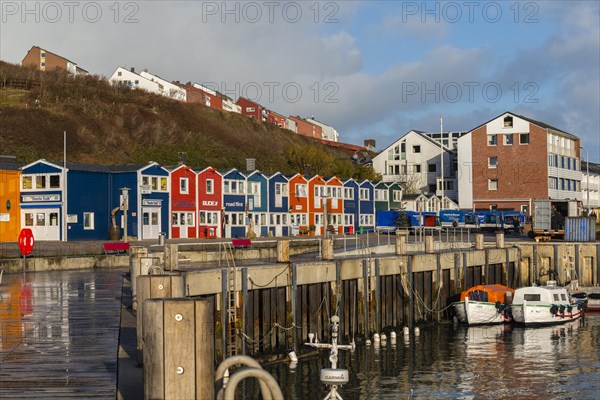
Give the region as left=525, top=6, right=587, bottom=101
left=471, top=122, right=548, bottom=211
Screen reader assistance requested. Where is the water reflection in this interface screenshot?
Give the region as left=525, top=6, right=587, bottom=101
left=0, top=270, right=122, bottom=399
left=247, top=317, right=600, bottom=400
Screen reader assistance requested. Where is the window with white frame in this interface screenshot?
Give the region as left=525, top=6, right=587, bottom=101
left=393, top=190, right=402, bottom=202
left=148, top=176, right=168, bottom=192
left=359, top=188, right=369, bottom=200
left=488, top=157, right=498, bottom=168
left=519, top=133, right=530, bottom=144
left=199, top=211, right=219, bottom=225
left=412, top=145, right=421, bottom=153
left=206, top=179, right=214, bottom=194
left=180, top=178, right=189, bottom=194
left=488, top=179, right=498, bottom=190
left=488, top=134, right=497, bottom=146
left=344, top=214, right=354, bottom=225
left=375, top=189, right=388, bottom=201
left=21, top=174, right=61, bottom=190
left=83, top=212, right=94, bottom=230
left=504, top=134, right=513, bottom=145
left=344, top=187, right=354, bottom=200
left=295, top=183, right=307, bottom=197
left=224, top=179, right=245, bottom=194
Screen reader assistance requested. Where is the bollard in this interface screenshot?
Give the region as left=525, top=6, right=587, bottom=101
left=322, top=238, right=334, bottom=260
left=130, top=254, right=159, bottom=311
left=143, top=298, right=214, bottom=400
left=136, top=273, right=185, bottom=366
left=164, top=243, right=179, bottom=271
left=425, top=235, right=435, bottom=254
left=277, top=240, right=290, bottom=263
left=474, top=233, right=484, bottom=250
left=496, top=232, right=505, bottom=249
left=395, top=231, right=407, bottom=255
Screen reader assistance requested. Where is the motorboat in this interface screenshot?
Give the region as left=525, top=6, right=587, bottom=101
left=453, top=284, right=515, bottom=325
left=511, top=281, right=585, bottom=325
left=570, top=286, right=600, bottom=312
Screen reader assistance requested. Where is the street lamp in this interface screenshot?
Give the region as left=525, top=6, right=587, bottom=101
left=581, top=146, right=589, bottom=212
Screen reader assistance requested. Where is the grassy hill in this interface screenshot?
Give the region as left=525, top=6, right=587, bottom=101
left=0, top=61, right=378, bottom=180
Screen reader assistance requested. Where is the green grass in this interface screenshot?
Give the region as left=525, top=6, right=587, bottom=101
left=0, top=61, right=380, bottom=180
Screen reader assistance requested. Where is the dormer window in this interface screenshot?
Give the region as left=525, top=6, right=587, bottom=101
left=503, top=116, right=513, bottom=128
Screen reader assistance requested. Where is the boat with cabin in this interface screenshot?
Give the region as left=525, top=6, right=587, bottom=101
left=511, top=281, right=586, bottom=325
left=453, top=284, right=515, bottom=325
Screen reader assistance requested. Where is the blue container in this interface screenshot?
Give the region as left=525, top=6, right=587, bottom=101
left=564, top=217, right=596, bottom=242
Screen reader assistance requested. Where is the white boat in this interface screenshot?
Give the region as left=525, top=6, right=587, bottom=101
left=453, top=284, right=515, bottom=325
left=511, top=281, right=585, bottom=325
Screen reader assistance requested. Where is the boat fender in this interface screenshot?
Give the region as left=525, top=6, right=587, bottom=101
left=567, top=305, right=573, bottom=314
left=559, top=305, right=566, bottom=315
left=550, top=305, right=558, bottom=315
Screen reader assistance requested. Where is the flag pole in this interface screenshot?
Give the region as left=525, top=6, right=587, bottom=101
left=440, top=115, right=444, bottom=211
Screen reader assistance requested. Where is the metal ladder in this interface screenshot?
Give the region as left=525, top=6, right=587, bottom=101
left=221, top=242, right=238, bottom=356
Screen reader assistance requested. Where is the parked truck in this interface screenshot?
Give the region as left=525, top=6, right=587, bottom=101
left=532, top=199, right=579, bottom=239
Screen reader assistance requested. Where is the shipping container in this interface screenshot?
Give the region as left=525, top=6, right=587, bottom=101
left=564, top=216, right=597, bottom=242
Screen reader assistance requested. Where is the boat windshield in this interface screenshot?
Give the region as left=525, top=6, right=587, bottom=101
left=469, top=290, right=488, bottom=302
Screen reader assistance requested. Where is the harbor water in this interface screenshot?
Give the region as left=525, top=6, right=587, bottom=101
left=250, top=317, right=600, bottom=399
left=1, top=270, right=599, bottom=399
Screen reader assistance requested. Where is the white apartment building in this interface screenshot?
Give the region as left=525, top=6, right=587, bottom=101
left=373, top=130, right=457, bottom=201
left=581, top=161, right=600, bottom=217
left=109, top=67, right=161, bottom=95
left=305, top=118, right=340, bottom=142
left=140, top=70, right=186, bottom=102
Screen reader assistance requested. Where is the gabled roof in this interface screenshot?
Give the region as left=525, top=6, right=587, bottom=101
left=268, top=172, right=289, bottom=181
left=24, top=46, right=88, bottom=73
left=246, top=170, right=268, bottom=180
left=165, top=164, right=195, bottom=173
left=377, top=130, right=453, bottom=157
left=195, top=166, right=221, bottom=176
left=220, top=168, right=246, bottom=178
left=468, top=111, right=578, bottom=139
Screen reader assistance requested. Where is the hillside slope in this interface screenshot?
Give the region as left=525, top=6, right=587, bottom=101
left=0, top=61, right=378, bottom=179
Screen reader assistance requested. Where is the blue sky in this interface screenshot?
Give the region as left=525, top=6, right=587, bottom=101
left=1, top=1, right=598, bottom=161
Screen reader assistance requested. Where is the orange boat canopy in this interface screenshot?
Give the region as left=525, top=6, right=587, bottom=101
left=459, top=284, right=515, bottom=303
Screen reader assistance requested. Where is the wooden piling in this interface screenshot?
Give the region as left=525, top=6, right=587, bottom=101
left=496, top=232, right=505, bottom=249
left=395, top=233, right=407, bottom=255
left=143, top=298, right=214, bottom=400
left=425, top=236, right=435, bottom=254
left=322, top=238, right=334, bottom=260
left=277, top=240, right=290, bottom=263
left=164, top=244, right=179, bottom=271
left=130, top=255, right=160, bottom=311
left=136, top=274, right=185, bottom=365
left=475, top=234, right=484, bottom=250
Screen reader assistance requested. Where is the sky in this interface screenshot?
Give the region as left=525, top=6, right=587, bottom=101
left=1, top=0, right=599, bottom=161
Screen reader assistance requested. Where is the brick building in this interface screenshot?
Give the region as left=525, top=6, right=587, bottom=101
left=288, top=116, right=323, bottom=139
left=236, top=97, right=266, bottom=121
left=458, top=112, right=582, bottom=215
left=22, top=46, right=88, bottom=75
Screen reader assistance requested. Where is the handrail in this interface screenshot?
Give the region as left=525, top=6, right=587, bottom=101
left=222, top=367, right=284, bottom=400
left=215, top=355, right=270, bottom=400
